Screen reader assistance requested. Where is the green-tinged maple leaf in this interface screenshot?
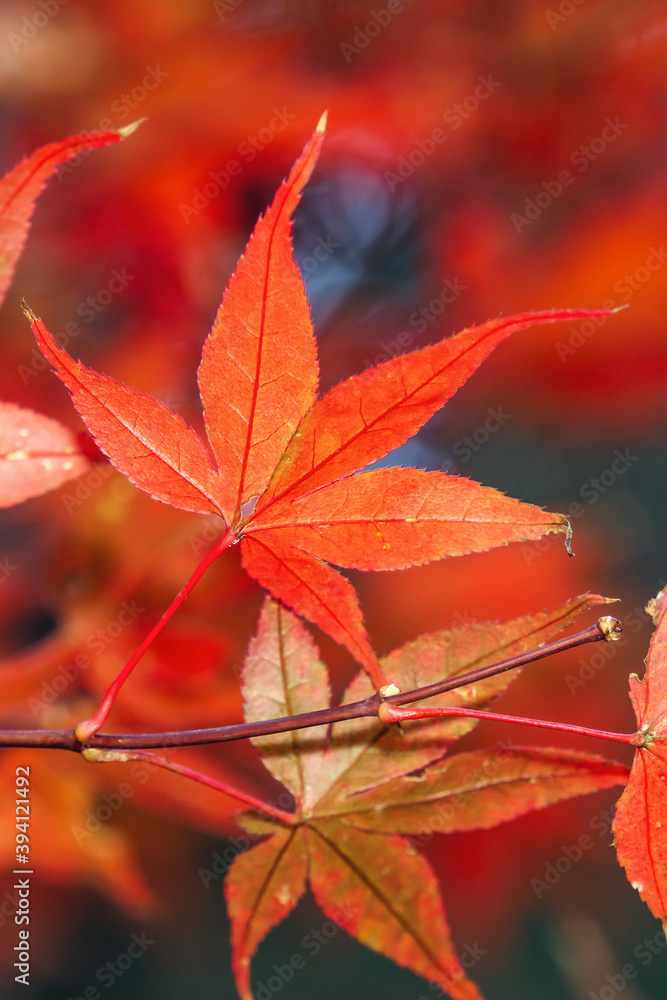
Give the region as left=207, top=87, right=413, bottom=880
left=25, top=117, right=616, bottom=688
left=339, top=746, right=629, bottom=835
left=614, top=586, right=667, bottom=930
left=225, top=825, right=309, bottom=1000
left=228, top=595, right=629, bottom=1000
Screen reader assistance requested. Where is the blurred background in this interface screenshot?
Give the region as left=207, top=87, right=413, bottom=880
left=1, top=0, right=667, bottom=997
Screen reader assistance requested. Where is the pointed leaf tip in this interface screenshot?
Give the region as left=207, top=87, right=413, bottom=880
left=316, top=110, right=328, bottom=133
left=1, top=126, right=131, bottom=309
left=20, top=299, right=37, bottom=323
left=196, top=114, right=324, bottom=522
left=118, top=118, right=146, bottom=139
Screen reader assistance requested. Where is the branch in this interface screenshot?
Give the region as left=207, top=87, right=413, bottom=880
left=0, top=617, right=628, bottom=751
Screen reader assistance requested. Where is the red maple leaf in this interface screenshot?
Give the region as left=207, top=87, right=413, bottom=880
left=614, top=586, right=667, bottom=930
left=24, top=116, right=614, bottom=686
left=225, top=595, right=629, bottom=1000
left=0, top=402, right=99, bottom=507
left=0, top=123, right=140, bottom=309
left=0, top=124, right=139, bottom=505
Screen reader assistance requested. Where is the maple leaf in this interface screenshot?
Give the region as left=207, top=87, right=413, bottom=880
left=0, top=402, right=99, bottom=507
left=225, top=595, right=629, bottom=1000
left=0, top=124, right=141, bottom=507
left=0, top=123, right=141, bottom=310
left=24, top=116, right=616, bottom=685
left=613, top=586, right=667, bottom=931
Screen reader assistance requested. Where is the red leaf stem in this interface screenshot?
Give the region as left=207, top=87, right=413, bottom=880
left=378, top=702, right=637, bottom=746
left=75, top=530, right=234, bottom=741
left=82, top=748, right=296, bottom=825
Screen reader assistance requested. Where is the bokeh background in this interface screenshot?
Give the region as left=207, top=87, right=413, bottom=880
left=1, top=1, right=667, bottom=997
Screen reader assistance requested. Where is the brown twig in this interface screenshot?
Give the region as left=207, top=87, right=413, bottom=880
left=0, top=618, right=621, bottom=752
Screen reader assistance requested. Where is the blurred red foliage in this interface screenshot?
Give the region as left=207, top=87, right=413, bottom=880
left=1, top=1, right=666, bottom=994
